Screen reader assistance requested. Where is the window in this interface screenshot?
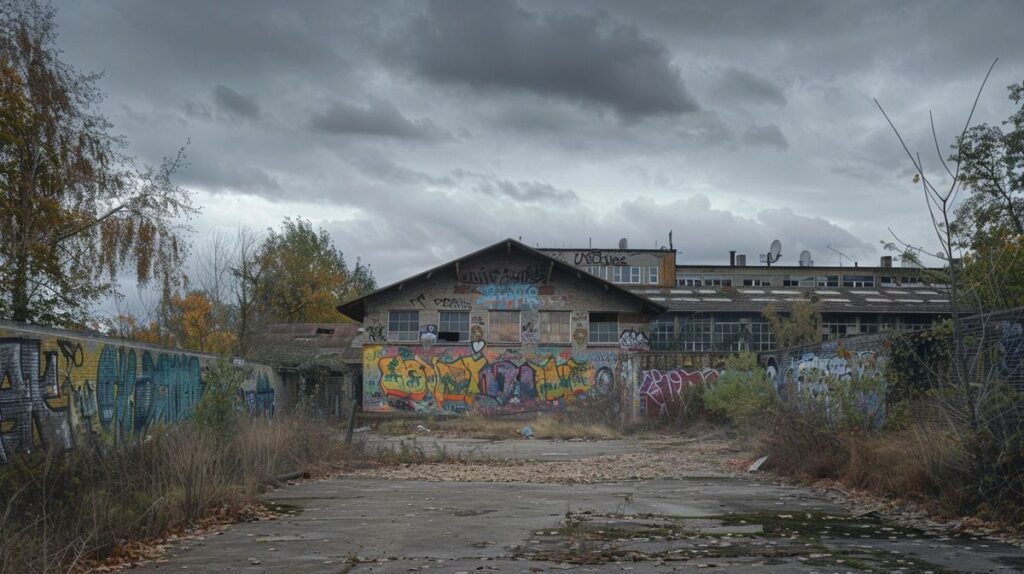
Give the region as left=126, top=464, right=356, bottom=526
left=490, top=311, right=521, bottom=343
left=584, top=265, right=608, bottom=280
left=823, top=316, right=857, bottom=340
left=679, top=316, right=712, bottom=351
left=880, top=276, right=894, bottom=286
left=649, top=319, right=675, bottom=350
left=438, top=311, right=469, bottom=342
left=588, top=312, right=618, bottom=343
left=677, top=274, right=702, bottom=287
left=816, top=275, right=839, bottom=287
left=742, top=278, right=771, bottom=287
left=842, top=275, right=875, bottom=288
left=750, top=321, right=774, bottom=352
left=713, top=321, right=745, bottom=352
left=784, top=275, right=815, bottom=287
left=388, top=310, right=419, bottom=341
left=704, top=276, right=732, bottom=286
left=612, top=266, right=642, bottom=284
left=647, top=266, right=659, bottom=285
left=539, top=311, right=571, bottom=344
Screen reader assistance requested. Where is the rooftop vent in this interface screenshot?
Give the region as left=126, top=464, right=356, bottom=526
left=618, top=237, right=628, bottom=249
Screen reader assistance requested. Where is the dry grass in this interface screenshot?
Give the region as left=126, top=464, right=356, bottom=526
left=845, top=424, right=968, bottom=512
left=0, top=414, right=356, bottom=573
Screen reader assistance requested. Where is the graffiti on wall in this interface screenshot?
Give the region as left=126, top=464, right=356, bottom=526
left=0, top=329, right=276, bottom=462
left=618, top=329, right=650, bottom=352
left=572, top=251, right=629, bottom=267
left=475, top=284, right=540, bottom=309
left=459, top=265, right=547, bottom=285
left=638, top=368, right=720, bottom=419
left=363, top=343, right=615, bottom=413
left=771, top=344, right=887, bottom=427
left=241, top=373, right=275, bottom=417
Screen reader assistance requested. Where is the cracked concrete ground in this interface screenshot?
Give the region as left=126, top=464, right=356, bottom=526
left=134, top=438, right=1024, bottom=573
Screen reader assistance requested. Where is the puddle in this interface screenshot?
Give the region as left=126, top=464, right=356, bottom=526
left=513, top=510, right=957, bottom=573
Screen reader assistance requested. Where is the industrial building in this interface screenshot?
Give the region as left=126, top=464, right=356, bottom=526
left=336, top=238, right=949, bottom=414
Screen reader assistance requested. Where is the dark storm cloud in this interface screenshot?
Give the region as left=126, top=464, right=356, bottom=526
left=212, top=85, right=261, bottom=119
left=389, top=0, right=699, bottom=118
left=711, top=67, right=787, bottom=107
left=50, top=0, right=1024, bottom=293
left=308, top=98, right=451, bottom=141
left=743, top=124, right=789, bottom=150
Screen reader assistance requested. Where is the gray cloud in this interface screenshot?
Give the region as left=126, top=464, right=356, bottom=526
left=711, top=67, right=787, bottom=107
left=389, top=0, right=699, bottom=118
left=308, top=98, right=451, bottom=140
left=474, top=178, right=579, bottom=203
left=48, top=0, right=1024, bottom=294
left=743, top=124, right=789, bottom=150
left=212, top=85, right=261, bottom=119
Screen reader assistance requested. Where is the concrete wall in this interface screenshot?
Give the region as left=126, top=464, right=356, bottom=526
left=361, top=251, right=658, bottom=413
left=0, top=320, right=284, bottom=462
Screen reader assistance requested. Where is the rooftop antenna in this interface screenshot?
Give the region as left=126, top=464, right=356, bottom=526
left=759, top=239, right=782, bottom=267
left=826, top=243, right=851, bottom=267
left=799, top=250, right=814, bottom=267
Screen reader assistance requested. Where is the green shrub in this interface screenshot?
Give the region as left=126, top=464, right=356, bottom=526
left=192, top=358, right=247, bottom=438
left=703, top=351, right=778, bottom=429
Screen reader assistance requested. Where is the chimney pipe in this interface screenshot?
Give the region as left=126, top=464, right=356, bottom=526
left=729, top=250, right=736, bottom=267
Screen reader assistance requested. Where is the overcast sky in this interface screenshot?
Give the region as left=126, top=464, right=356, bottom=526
left=55, top=0, right=1024, bottom=288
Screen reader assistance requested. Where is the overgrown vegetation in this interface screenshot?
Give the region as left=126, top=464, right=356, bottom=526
left=703, top=351, right=777, bottom=430
left=0, top=375, right=356, bottom=573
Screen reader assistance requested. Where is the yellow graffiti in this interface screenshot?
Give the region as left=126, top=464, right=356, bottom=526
left=369, top=345, right=602, bottom=411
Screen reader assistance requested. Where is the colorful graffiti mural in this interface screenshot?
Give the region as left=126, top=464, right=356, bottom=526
left=638, top=368, right=720, bottom=419
left=0, top=325, right=279, bottom=462
left=363, top=344, right=616, bottom=413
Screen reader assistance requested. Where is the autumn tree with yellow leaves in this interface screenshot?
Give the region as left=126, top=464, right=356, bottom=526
left=0, top=1, right=194, bottom=326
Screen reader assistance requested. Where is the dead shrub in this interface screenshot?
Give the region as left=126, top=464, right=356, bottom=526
left=759, top=402, right=849, bottom=479
left=845, top=424, right=968, bottom=511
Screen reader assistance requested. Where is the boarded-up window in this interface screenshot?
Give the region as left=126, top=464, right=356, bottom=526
left=490, top=311, right=521, bottom=343
left=539, top=311, right=570, bottom=344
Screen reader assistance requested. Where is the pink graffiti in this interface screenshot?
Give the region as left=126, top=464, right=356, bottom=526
left=638, top=369, right=719, bottom=418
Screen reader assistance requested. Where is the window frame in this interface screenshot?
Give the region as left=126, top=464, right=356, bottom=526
left=588, top=312, right=619, bottom=344
left=387, top=310, right=420, bottom=342
left=539, top=310, right=571, bottom=344
left=489, top=310, right=522, bottom=343
left=438, top=311, right=470, bottom=342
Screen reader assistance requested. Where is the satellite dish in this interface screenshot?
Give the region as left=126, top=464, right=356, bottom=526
left=761, top=239, right=782, bottom=267
left=799, top=250, right=813, bottom=267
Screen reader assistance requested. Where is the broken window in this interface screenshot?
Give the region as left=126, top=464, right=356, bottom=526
left=438, top=311, right=469, bottom=342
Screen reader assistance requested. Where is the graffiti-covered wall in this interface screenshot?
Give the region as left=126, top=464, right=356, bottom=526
left=363, top=345, right=618, bottom=413
left=0, top=320, right=284, bottom=462
left=359, top=247, right=662, bottom=414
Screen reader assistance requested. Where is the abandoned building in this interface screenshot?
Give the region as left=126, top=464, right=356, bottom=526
left=540, top=245, right=949, bottom=350
left=336, top=238, right=951, bottom=415
left=336, top=239, right=667, bottom=414
left=251, top=323, right=363, bottom=417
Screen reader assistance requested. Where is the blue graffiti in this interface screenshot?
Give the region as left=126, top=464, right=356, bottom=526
left=475, top=283, right=540, bottom=309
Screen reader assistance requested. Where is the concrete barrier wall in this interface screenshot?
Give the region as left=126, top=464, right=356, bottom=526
left=0, top=320, right=284, bottom=462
